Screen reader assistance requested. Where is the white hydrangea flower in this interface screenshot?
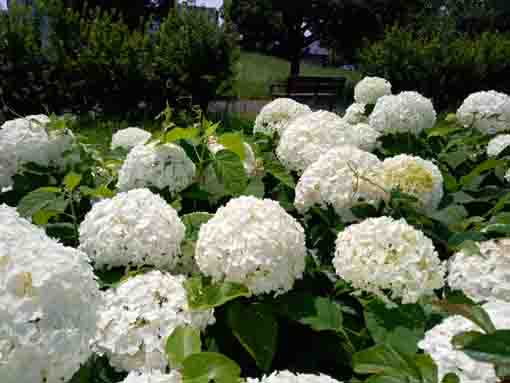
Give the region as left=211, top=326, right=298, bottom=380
left=448, top=239, right=510, bottom=303
left=117, top=142, right=196, bottom=193
left=208, top=137, right=256, bottom=176
left=0, top=204, right=101, bottom=383
left=0, top=114, right=74, bottom=169
left=276, top=110, right=379, bottom=173
left=419, top=300, right=510, bottom=383
left=247, top=370, right=344, bottom=383
left=457, top=90, right=510, bottom=135
left=333, top=216, right=445, bottom=306
left=342, top=103, right=367, bottom=125
left=354, top=76, right=392, bottom=105
left=487, top=134, right=510, bottom=157
left=111, top=127, right=152, bottom=151
left=0, top=140, right=17, bottom=191
left=94, top=271, right=215, bottom=372
left=369, top=91, right=437, bottom=135
left=79, top=188, right=185, bottom=270
left=378, top=155, right=444, bottom=211
left=253, top=98, right=311, bottom=136
left=294, top=146, right=382, bottom=218
left=195, top=196, right=306, bottom=296
left=121, top=370, right=182, bottom=383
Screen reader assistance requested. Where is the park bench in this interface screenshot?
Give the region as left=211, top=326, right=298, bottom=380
left=270, top=76, right=346, bottom=110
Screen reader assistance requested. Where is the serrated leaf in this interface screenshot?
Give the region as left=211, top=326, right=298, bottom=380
left=482, top=224, right=510, bottom=234
left=205, top=121, right=220, bottom=137
left=456, top=330, right=510, bottom=365
left=182, top=212, right=214, bottom=241
left=430, top=205, right=468, bottom=227
left=166, top=326, right=202, bottom=369
left=352, top=344, right=418, bottom=377
left=213, top=150, right=248, bottom=195
left=17, top=188, right=64, bottom=217
left=184, top=277, right=250, bottom=310
left=181, top=352, right=241, bottom=383
left=263, top=154, right=295, bottom=188
left=217, top=133, right=246, bottom=161
left=274, top=292, right=344, bottom=333
left=441, top=373, right=460, bottom=383
left=164, top=127, right=199, bottom=143
left=460, top=159, right=504, bottom=186
left=64, top=171, right=82, bottom=191
left=226, top=301, right=277, bottom=371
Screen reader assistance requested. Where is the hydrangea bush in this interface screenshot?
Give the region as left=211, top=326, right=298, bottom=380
left=3, top=82, right=510, bottom=383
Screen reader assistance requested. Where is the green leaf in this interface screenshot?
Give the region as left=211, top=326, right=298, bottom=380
left=164, top=127, right=199, bottom=143
left=274, top=292, right=343, bottom=333
left=32, top=209, right=59, bottom=225
left=263, top=154, right=295, bottom=188
left=456, top=330, right=510, bottom=365
left=184, top=277, right=250, bottom=310
left=243, top=176, right=265, bottom=198
left=413, top=354, right=438, bottom=383
left=482, top=224, right=510, bottom=234
left=427, top=124, right=463, bottom=138
left=433, top=292, right=496, bottom=334
left=460, top=159, right=504, bottom=186
left=451, top=331, right=484, bottom=349
left=181, top=352, right=241, bottom=383
left=205, top=121, right=220, bottom=137
left=441, top=373, right=460, bottom=383
left=80, top=185, right=114, bottom=199
left=217, top=133, right=246, bottom=161
left=486, top=192, right=510, bottom=216
left=213, top=150, right=248, bottom=195
left=430, top=205, right=468, bottom=227
left=364, top=301, right=426, bottom=355
left=353, top=344, right=418, bottom=377
left=447, top=232, right=486, bottom=248
left=226, top=301, right=278, bottom=371
left=17, top=188, right=64, bottom=217
left=441, top=151, right=470, bottom=169
left=166, top=326, right=202, bottom=369
left=182, top=212, right=214, bottom=241
left=64, top=171, right=82, bottom=192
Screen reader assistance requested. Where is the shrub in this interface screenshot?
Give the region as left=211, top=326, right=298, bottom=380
left=359, top=26, right=510, bottom=111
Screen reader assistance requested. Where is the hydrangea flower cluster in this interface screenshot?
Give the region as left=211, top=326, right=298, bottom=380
left=486, top=134, right=510, bottom=157
left=117, top=142, right=196, bottom=193
left=195, top=196, right=307, bottom=296
left=111, top=127, right=152, bottom=151
left=354, top=76, right=392, bottom=105
left=94, top=271, right=215, bottom=372
left=276, top=111, right=380, bottom=172
left=0, top=139, right=17, bottom=191
left=294, top=146, right=382, bottom=218
left=419, top=300, right=510, bottom=383
left=448, top=239, right=510, bottom=302
left=121, top=370, right=181, bottom=383
left=369, top=91, right=437, bottom=135
left=342, top=103, right=367, bottom=125
left=457, top=90, right=510, bottom=135
left=247, top=370, right=344, bottom=383
left=253, top=98, right=311, bottom=136
left=0, top=204, right=101, bottom=383
left=0, top=114, right=74, bottom=171
left=208, top=136, right=256, bottom=176
left=333, top=216, right=445, bottom=306
left=378, top=155, right=444, bottom=211
left=79, top=188, right=185, bottom=270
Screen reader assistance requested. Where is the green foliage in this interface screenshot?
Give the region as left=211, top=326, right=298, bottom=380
left=166, top=326, right=202, bottom=369
left=184, top=277, right=251, bottom=311
left=181, top=352, right=241, bottom=383
left=359, top=26, right=510, bottom=110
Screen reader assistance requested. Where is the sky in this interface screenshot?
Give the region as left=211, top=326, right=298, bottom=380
left=183, top=0, right=223, bottom=9
left=0, top=0, right=6, bottom=10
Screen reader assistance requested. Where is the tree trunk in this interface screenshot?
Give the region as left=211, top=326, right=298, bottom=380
left=290, top=55, right=301, bottom=76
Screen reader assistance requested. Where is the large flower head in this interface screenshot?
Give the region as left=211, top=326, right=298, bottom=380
left=117, top=142, right=196, bottom=193
left=419, top=300, right=510, bottom=383
left=111, top=127, right=152, bottom=151
left=195, top=196, right=307, bottom=295
left=378, top=155, right=444, bottom=211
left=79, top=188, right=185, bottom=270
left=294, top=146, right=382, bottom=218
left=94, top=271, right=215, bottom=372
left=0, top=140, right=17, bottom=191
left=247, top=370, right=344, bottom=383
left=334, top=216, right=445, bottom=305
left=342, top=102, right=367, bottom=125
left=369, top=91, right=437, bottom=135
left=457, top=90, right=510, bottom=135
left=121, top=370, right=182, bottom=383
left=253, top=98, right=311, bottom=136
left=0, top=204, right=101, bottom=383
left=0, top=114, right=74, bottom=169
left=448, top=239, right=510, bottom=303
left=277, top=110, right=379, bottom=172
left=487, top=134, right=510, bottom=157
left=354, top=76, right=392, bottom=105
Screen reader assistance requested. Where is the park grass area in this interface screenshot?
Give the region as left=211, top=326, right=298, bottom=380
left=228, top=51, right=362, bottom=99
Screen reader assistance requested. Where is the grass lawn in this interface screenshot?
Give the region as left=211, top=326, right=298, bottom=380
left=227, top=51, right=362, bottom=99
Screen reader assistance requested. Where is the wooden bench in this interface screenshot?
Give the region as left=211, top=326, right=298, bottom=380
left=270, top=76, right=346, bottom=110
